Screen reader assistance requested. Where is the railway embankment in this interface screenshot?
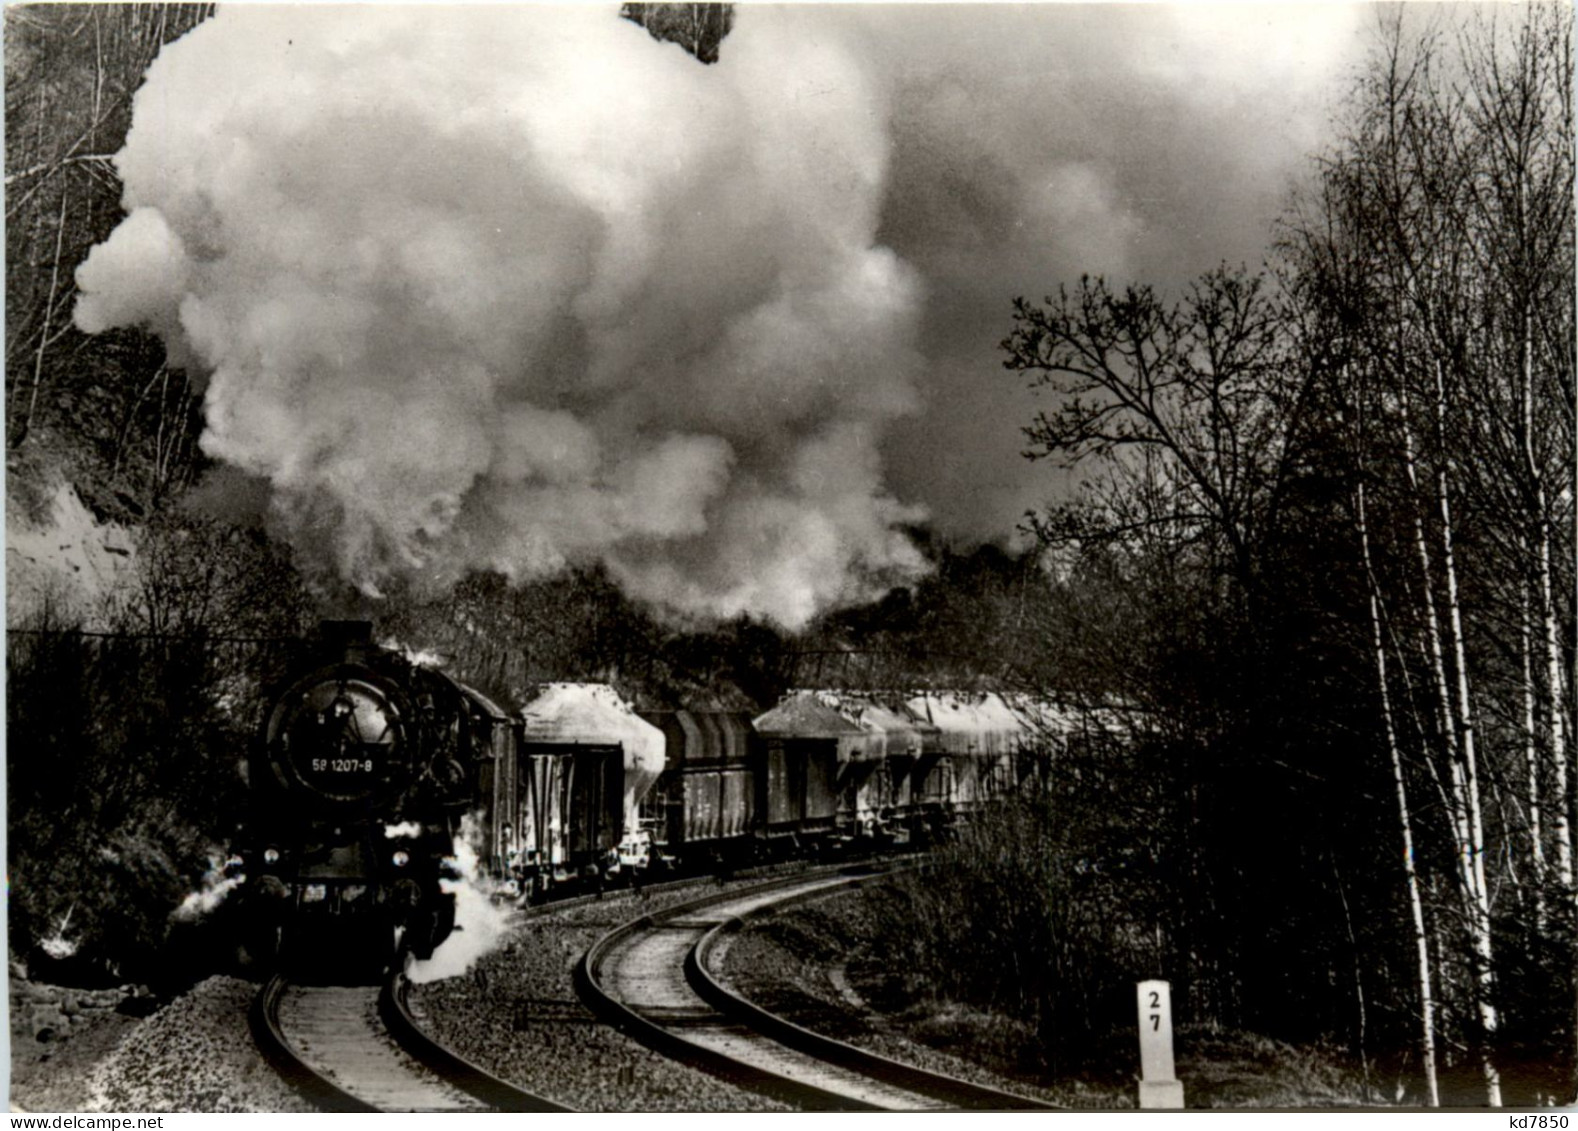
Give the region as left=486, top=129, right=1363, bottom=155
left=10, top=973, right=315, bottom=1113
left=714, top=882, right=1085, bottom=1108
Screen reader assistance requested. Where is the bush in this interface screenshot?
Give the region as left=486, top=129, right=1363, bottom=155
left=874, top=739, right=1181, bottom=1075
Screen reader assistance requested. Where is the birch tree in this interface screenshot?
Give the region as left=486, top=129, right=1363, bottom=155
left=1283, top=5, right=1574, bottom=1103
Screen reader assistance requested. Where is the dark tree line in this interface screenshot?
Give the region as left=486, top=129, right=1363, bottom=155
left=6, top=517, right=310, bottom=984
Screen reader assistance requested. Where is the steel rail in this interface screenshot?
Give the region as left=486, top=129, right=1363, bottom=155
left=687, top=904, right=1060, bottom=1110
left=379, top=972, right=571, bottom=1112
left=575, top=867, right=897, bottom=1110
left=249, top=973, right=378, bottom=1113
left=249, top=867, right=807, bottom=1112
left=576, top=864, right=1033, bottom=1112
left=253, top=970, right=564, bottom=1112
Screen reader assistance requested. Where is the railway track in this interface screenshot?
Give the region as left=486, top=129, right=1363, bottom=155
left=248, top=867, right=821, bottom=1112
left=575, top=865, right=1057, bottom=1111
left=251, top=972, right=570, bottom=1112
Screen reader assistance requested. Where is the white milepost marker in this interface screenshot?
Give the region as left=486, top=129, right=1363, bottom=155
left=1136, top=979, right=1184, bottom=1109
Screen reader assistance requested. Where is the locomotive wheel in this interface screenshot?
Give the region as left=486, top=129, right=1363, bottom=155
left=401, top=892, right=457, bottom=963
left=238, top=923, right=284, bottom=971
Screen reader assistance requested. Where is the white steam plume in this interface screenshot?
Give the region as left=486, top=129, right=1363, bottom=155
left=406, top=813, right=511, bottom=985
left=171, top=852, right=244, bottom=922
left=75, top=6, right=928, bottom=627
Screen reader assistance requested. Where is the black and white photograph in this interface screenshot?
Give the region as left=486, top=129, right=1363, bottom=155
left=4, top=0, right=1573, bottom=1115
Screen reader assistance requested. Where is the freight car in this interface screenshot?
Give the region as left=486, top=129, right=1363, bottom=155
left=637, top=710, right=759, bottom=870
left=628, top=690, right=1083, bottom=874
left=497, top=683, right=665, bottom=896
left=751, top=690, right=1037, bottom=847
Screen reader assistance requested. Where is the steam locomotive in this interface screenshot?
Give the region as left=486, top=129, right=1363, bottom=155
left=238, top=621, right=509, bottom=969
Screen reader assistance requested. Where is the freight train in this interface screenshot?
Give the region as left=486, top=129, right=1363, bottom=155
left=237, top=622, right=1089, bottom=970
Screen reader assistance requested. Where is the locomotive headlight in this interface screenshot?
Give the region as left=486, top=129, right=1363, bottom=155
left=263, top=848, right=280, bottom=866
left=392, top=850, right=410, bottom=868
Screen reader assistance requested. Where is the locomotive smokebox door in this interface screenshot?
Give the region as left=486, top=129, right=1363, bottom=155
left=274, top=677, right=408, bottom=803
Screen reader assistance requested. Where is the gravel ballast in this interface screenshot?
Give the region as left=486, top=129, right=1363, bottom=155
left=717, top=884, right=1096, bottom=1108
left=80, top=976, right=315, bottom=1113
left=408, top=882, right=793, bottom=1111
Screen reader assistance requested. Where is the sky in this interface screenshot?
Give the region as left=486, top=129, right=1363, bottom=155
left=849, top=2, right=1375, bottom=540
left=72, top=2, right=1382, bottom=625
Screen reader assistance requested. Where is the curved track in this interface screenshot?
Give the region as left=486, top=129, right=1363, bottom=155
left=576, top=867, right=1056, bottom=1111
left=251, top=972, right=569, bottom=1112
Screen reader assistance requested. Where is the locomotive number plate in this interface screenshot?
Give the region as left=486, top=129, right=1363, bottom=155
left=312, top=758, right=376, bottom=774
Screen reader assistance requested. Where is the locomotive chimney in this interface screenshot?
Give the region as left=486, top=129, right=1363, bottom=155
left=319, top=619, right=373, bottom=664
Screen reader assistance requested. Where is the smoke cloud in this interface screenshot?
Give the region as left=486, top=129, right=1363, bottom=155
left=76, top=4, right=1373, bottom=603
left=76, top=5, right=927, bottom=627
